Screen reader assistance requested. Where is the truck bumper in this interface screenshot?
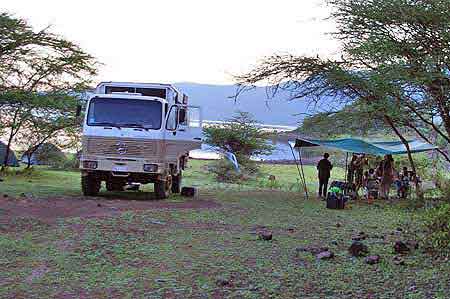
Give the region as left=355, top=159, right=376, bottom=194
left=80, top=156, right=165, bottom=175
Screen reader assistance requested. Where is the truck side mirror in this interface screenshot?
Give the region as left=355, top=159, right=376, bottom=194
left=76, top=104, right=82, bottom=117
left=179, top=108, right=187, bottom=125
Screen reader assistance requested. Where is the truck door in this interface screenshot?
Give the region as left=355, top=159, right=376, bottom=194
left=178, top=105, right=202, bottom=141
left=164, top=105, right=202, bottom=170
left=165, top=104, right=203, bottom=142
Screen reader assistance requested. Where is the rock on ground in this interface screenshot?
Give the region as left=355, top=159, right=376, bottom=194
left=316, top=251, right=334, bottom=260
left=394, top=241, right=410, bottom=254
left=406, top=240, right=419, bottom=250
left=258, top=231, right=273, bottom=241
left=216, top=277, right=232, bottom=287
left=352, top=231, right=368, bottom=241
left=349, top=241, right=369, bottom=257
left=393, top=255, right=406, bottom=266
left=365, top=255, right=381, bottom=265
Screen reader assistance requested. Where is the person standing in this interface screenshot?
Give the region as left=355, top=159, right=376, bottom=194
left=317, top=153, right=333, bottom=198
left=347, top=154, right=358, bottom=184
left=380, top=154, right=395, bottom=200
left=397, top=166, right=410, bottom=199
left=354, top=154, right=367, bottom=194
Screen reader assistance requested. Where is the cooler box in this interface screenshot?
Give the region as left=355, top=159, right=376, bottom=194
left=326, top=192, right=345, bottom=209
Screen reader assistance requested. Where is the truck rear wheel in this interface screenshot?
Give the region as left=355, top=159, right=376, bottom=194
left=171, top=171, right=182, bottom=194
left=81, top=174, right=101, bottom=196
left=154, top=176, right=171, bottom=199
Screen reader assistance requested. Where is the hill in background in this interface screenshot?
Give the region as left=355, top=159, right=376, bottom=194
left=175, top=82, right=311, bottom=126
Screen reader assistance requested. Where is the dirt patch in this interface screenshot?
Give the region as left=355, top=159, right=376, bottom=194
left=0, top=196, right=221, bottom=227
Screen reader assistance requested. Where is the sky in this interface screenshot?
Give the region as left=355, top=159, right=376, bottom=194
left=3, top=0, right=338, bottom=85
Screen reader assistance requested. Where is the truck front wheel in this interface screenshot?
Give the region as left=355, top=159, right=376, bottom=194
left=81, top=174, right=101, bottom=196
left=154, top=176, right=171, bottom=199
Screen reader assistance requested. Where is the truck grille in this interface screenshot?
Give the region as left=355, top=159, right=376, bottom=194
left=82, top=137, right=160, bottom=159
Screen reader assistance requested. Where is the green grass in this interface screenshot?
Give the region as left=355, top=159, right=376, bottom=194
left=1, top=167, right=81, bottom=197
left=0, top=161, right=448, bottom=298
left=0, top=160, right=345, bottom=198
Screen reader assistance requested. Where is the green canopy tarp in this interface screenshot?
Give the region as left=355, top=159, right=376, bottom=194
left=289, top=138, right=437, bottom=156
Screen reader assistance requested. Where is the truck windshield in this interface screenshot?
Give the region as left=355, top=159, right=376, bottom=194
left=87, top=98, right=162, bottom=129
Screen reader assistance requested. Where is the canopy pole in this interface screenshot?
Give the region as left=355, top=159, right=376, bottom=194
left=289, top=143, right=308, bottom=200
left=297, top=147, right=309, bottom=200
left=344, top=152, right=349, bottom=183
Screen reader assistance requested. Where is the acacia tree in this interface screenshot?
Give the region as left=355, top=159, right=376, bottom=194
left=203, top=111, right=274, bottom=175
left=299, top=99, right=391, bottom=137
left=15, top=93, right=80, bottom=168
left=0, top=12, right=97, bottom=169
left=236, top=0, right=450, bottom=168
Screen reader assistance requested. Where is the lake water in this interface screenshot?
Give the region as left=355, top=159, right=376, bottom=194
left=190, top=142, right=299, bottom=162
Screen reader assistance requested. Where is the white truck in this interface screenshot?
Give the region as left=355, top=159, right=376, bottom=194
left=79, top=82, right=202, bottom=199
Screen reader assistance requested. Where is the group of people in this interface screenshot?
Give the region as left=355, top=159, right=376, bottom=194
left=317, top=152, right=417, bottom=200
left=353, top=154, right=395, bottom=200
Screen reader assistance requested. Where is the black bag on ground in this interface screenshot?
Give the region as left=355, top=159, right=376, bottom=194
left=181, top=187, right=197, bottom=197
left=326, top=192, right=345, bottom=209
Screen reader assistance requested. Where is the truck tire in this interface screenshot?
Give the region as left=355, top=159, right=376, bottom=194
left=81, top=174, right=101, bottom=196
left=171, top=171, right=182, bottom=194
left=154, top=177, right=171, bottom=199
left=106, top=180, right=124, bottom=192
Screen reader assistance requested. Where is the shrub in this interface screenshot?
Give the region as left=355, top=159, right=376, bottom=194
left=208, top=159, right=243, bottom=183
left=49, top=155, right=79, bottom=170
left=435, top=171, right=450, bottom=202
left=421, top=203, right=450, bottom=257
left=258, top=178, right=282, bottom=190
left=203, top=111, right=274, bottom=176
left=1, top=166, right=36, bottom=177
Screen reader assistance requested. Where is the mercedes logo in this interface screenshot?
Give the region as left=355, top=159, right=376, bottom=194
left=116, top=141, right=128, bottom=155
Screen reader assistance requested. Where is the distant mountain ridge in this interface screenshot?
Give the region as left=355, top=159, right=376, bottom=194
left=174, top=82, right=310, bottom=126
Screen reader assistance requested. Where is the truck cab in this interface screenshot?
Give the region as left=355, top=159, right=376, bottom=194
left=79, top=82, right=202, bottom=199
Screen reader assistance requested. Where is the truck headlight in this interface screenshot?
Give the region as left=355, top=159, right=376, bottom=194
left=143, top=164, right=158, bottom=172
left=83, top=161, right=98, bottom=169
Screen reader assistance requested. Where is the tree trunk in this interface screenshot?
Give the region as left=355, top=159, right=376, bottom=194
left=384, top=115, right=416, bottom=172
left=427, top=81, right=450, bottom=142
left=383, top=115, right=423, bottom=200
left=2, top=107, right=21, bottom=171
left=24, top=136, right=53, bottom=169
left=401, top=97, right=450, bottom=144
left=407, top=123, right=450, bottom=164
left=2, top=126, right=15, bottom=171
left=26, top=152, right=32, bottom=169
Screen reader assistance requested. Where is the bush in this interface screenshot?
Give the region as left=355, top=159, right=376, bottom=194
left=435, top=171, right=450, bottom=201
left=49, top=155, right=79, bottom=170
left=208, top=159, right=241, bottom=183
left=421, top=203, right=450, bottom=257
left=239, top=159, right=260, bottom=176
left=207, top=159, right=258, bottom=183
left=203, top=111, right=274, bottom=176
left=0, top=166, right=36, bottom=177
left=258, top=177, right=282, bottom=190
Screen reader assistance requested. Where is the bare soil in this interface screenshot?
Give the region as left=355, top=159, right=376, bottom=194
left=0, top=195, right=221, bottom=227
